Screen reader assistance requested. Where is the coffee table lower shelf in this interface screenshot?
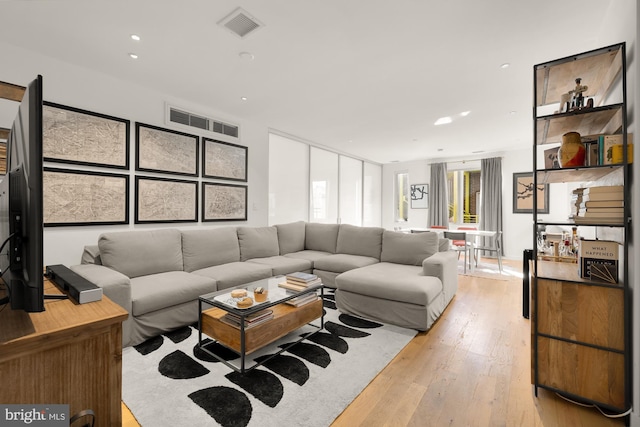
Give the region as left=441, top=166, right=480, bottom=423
left=198, top=299, right=324, bottom=373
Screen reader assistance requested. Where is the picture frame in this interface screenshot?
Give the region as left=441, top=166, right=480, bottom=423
left=410, top=183, right=429, bottom=209
left=43, top=168, right=129, bottom=226
left=42, top=102, right=130, bottom=169
left=202, top=138, right=248, bottom=182
left=135, top=176, right=198, bottom=224
left=136, top=122, right=199, bottom=176
left=513, top=172, right=549, bottom=214
left=202, top=182, right=247, bottom=222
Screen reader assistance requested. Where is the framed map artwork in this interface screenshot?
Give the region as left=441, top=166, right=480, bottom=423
left=135, top=176, right=198, bottom=223
left=43, top=168, right=129, bottom=226
left=202, top=138, right=247, bottom=181
left=202, top=182, right=247, bottom=222
left=136, top=123, right=199, bottom=176
left=42, top=102, right=130, bottom=169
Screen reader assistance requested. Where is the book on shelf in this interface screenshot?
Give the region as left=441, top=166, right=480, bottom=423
left=581, top=185, right=624, bottom=194
left=286, top=272, right=318, bottom=282
left=573, top=217, right=625, bottom=225
left=583, top=139, right=599, bottom=166
left=285, top=292, right=319, bottom=307
left=278, top=281, right=309, bottom=292
left=599, top=133, right=633, bottom=165
left=221, top=309, right=274, bottom=329
left=576, top=207, right=624, bottom=216
left=578, top=239, right=620, bottom=284
left=579, top=200, right=624, bottom=208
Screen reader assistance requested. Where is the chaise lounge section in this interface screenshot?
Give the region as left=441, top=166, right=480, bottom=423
left=71, top=222, right=458, bottom=347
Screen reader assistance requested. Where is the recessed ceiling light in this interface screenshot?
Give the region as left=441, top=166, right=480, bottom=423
left=241, top=96, right=248, bottom=101
left=131, top=34, right=141, bottom=41
left=129, top=53, right=138, bottom=59
left=239, top=51, right=255, bottom=61
left=510, top=111, right=517, bottom=115
left=460, top=111, right=471, bottom=117
left=434, top=117, right=452, bottom=126
left=500, top=63, right=510, bottom=69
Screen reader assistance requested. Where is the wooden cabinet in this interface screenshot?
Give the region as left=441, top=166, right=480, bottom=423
left=0, top=279, right=128, bottom=426
left=531, top=43, right=631, bottom=414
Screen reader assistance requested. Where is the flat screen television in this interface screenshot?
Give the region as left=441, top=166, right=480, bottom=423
left=0, top=75, right=44, bottom=312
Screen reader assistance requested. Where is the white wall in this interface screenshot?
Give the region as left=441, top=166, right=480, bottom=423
left=0, top=42, right=270, bottom=267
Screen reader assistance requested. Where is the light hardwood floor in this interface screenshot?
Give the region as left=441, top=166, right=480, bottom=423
left=122, top=259, right=626, bottom=426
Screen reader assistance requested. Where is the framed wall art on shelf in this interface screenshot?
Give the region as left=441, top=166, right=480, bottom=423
left=202, top=182, right=247, bottom=222
left=512, top=172, right=549, bottom=214
left=202, top=138, right=248, bottom=182
left=136, top=122, right=199, bottom=176
left=135, top=176, right=198, bottom=224
left=42, top=102, right=130, bottom=169
left=43, top=168, right=129, bottom=226
left=410, top=183, right=428, bottom=209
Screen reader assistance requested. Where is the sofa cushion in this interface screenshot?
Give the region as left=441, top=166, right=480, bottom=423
left=275, top=221, right=306, bottom=255
left=313, top=253, right=379, bottom=274
left=336, top=224, right=384, bottom=259
left=336, top=262, right=443, bottom=306
left=81, top=245, right=102, bottom=265
left=98, top=229, right=183, bottom=278
left=380, top=230, right=439, bottom=266
left=130, top=271, right=216, bottom=316
left=246, top=256, right=313, bottom=276
left=191, top=262, right=273, bottom=290
left=237, top=226, right=280, bottom=262
left=284, top=250, right=332, bottom=266
left=182, top=227, right=240, bottom=272
left=305, top=223, right=339, bottom=253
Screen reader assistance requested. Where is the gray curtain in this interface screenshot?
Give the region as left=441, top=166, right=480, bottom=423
left=479, top=157, right=503, bottom=255
left=428, top=162, right=449, bottom=227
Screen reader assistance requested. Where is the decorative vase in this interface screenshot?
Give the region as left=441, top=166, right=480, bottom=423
left=558, top=131, right=585, bottom=167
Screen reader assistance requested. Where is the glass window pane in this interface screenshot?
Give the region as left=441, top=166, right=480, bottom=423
left=310, top=147, right=339, bottom=223
left=339, top=156, right=362, bottom=225
left=268, top=134, right=309, bottom=225
left=363, top=162, right=381, bottom=226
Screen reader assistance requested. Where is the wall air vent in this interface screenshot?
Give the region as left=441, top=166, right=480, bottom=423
left=167, top=106, right=239, bottom=138
left=218, top=7, right=263, bottom=38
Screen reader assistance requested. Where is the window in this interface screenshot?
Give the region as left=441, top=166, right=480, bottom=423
left=394, top=172, right=409, bottom=222
left=447, top=168, right=480, bottom=224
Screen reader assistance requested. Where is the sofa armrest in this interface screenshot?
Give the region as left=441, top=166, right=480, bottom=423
left=70, top=264, right=133, bottom=346
left=422, top=251, right=458, bottom=302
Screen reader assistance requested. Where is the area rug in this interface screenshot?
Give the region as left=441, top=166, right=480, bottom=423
left=456, top=259, right=522, bottom=281
left=122, top=289, right=417, bottom=427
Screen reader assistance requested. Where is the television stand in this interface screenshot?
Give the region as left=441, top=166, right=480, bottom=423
left=0, top=277, right=127, bottom=424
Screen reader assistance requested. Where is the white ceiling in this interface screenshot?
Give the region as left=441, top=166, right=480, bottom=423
left=0, top=0, right=618, bottom=163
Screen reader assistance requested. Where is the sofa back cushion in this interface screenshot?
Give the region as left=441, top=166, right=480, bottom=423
left=275, top=221, right=306, bottom=255
left=380, top=230, right=439, bottom=265
left=182, top=227, right=240, bottom=272
left=305, top=223, right=340, bottom=253
left=237, top=226, right=280, bottom=261
left=336, top=224, right=384, bottom=259
left=98, top=229, right=183, bottom=278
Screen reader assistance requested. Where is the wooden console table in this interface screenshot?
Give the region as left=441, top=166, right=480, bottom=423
left=0, top=279, right=128, bottom=426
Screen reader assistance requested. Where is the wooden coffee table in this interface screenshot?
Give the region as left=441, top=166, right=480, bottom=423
left=198, top=276, right=324, bottom=373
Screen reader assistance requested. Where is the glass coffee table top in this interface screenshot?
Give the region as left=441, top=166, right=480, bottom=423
left=199, top=276, right=322, bottom=316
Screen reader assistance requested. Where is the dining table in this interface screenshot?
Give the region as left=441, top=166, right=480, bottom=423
left=408, top=228, right=498, bottom=272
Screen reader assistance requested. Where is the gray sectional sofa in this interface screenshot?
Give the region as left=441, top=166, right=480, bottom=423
left=71, top=222, right=458, bottom=347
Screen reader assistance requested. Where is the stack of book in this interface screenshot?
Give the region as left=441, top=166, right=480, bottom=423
left=285, top=292, right=319, bottom=307
left=221, top=309, right=274, bottom=329
left=572, top=185, right=624, bottom=224
left=278, top=272, right=321, bottom=292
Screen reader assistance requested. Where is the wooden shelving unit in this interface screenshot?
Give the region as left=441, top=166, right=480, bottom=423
left=531, top=43, right=631, bottom=415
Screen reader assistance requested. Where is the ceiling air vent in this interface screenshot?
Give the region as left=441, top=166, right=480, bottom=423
left=167, top=106, right=239, bottom=138
left=218, top=7, right=263, bottom=38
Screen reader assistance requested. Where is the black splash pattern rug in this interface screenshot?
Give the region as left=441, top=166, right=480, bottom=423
left=122, top=289, right=416, bottom=427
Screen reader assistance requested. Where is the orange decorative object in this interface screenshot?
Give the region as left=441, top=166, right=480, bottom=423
left=558, top=131, right=585, bottom=167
